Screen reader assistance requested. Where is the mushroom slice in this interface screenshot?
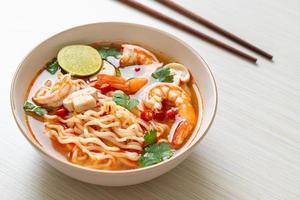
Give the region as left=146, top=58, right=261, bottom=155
left=99, top=61, right=116, bottom=76
left=89, top=61, right=116, bottom=82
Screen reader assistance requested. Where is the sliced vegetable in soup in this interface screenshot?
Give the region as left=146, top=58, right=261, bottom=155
left=24, top=43, right=200, bottom=170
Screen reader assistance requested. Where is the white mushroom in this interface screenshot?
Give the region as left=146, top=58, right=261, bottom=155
left=99, top=60, right=116, bottom=76
left=89, top=60, right=116, bottom=82
left=164, top=63, right=190, bottom=85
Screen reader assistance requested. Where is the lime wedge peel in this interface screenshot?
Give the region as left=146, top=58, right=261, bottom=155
left=57, top=45, right=102, bottom=77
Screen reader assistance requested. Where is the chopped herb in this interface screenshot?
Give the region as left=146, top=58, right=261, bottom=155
left=162, top=75, right=174, bottom=83
left=115, top=67, right=122, bottom=77
left=112, top=93, right=138, bottom=110
left=23, top=101, right=35, bottom=110
left=139, top=142, right=173, bottom=167
left=139, top=152, right=160, bottom=167
left=127, top=99, right=139, bottom=110
left=144, top=129, right=157, bottom=147
left=113, top=93, right=128, bottom=107
left=46, top=58, right=60, bottom=75
left=23, top=101, right=48, bottom=116
left=98, top=47, right=121, bottom=60
left=33, top=107, right=48, bottom=116
left=151, top=67, right=174, bottom=83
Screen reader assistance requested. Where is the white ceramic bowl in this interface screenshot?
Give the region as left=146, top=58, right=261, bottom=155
left=10, top=22, right=217, bottom=186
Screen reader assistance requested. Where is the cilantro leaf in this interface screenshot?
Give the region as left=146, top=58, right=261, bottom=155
left=98, top=47, right=121, bottom=60
left=157, top=142, right=174, bottom=159
left=152, top=67, right=170, bottom=79
left=139, top=152, right=161, bottom=167
left=144, top=129, right=157, bottom=147
left=23, top=101, right=48, bottom=116
left=162, top=75, right=174, bottom=83
left=46, top=58, right=60, bottom=75
left=127, top=99, right=139, bottom=110
left=33, top=107, right=48, bottom=116
left=112, top=93, right=138, bottom=110
left=23, top=101, right=36, bottom=111
left=112, top=93, right=129, bottom=107
left=152, top=67, right=174, bottom=83
left=139, top=142, right=173, bottom=167
left=115, top=67, right=122, bottom=77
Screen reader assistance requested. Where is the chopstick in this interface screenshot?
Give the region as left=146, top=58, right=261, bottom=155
left=120, top=0, right=257, bottom=63
left=157, top=0, right=273, bottom=60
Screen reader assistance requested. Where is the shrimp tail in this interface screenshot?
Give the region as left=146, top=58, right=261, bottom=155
left=171, top=121, right=193, bottom=149
left=96, top=74, right=147, bottom=94
left=127, top=78, right=148, bottom=94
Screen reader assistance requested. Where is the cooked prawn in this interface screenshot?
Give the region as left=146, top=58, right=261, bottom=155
left=143, top=83, right=196, bottom=149
left=120, top=44, right=159, bottom=66
left=33, top=74, right=86, bottom=108
left=95, top=74, right=148, bottom=94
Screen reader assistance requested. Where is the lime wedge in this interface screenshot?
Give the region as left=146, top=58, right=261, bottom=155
left=57, top=45, right=102, bottom=77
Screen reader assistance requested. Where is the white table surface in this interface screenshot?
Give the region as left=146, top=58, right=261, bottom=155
left=1, top=0, right=299, bottom=199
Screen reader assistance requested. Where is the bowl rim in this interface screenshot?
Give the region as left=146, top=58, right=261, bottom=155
left=10, top=21, right=218, bottom=174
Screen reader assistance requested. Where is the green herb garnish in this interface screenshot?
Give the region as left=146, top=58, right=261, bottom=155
left=139, top=142, right=173, bottom=167
left=24, top=101, right=48, bottom=116
left=46, top=58, right=60, bottom=75
left=115, top=67, right=122, bottom=77
left=151, top=67, right=174, bottom=83
left=112, top=93, right=138, bottom=110
left=33, top=107, right=48, bottom=116
left=144, top=129, right=157, bottom=147
left=98, top=47, right=121, bottom=60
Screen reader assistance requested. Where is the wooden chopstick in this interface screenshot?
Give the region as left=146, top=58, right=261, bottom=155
left=120, top=0, right=257, bottom=63
left=157, top=0, right=273, bottom=60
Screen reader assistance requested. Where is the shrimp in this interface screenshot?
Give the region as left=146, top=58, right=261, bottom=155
left=120, top=44, right=159, bottom=67
left=33, top=74, right=86, bottom=108
left=143, top=83, right=196, bottom=149
left=95, top=74, right=148, bottom=94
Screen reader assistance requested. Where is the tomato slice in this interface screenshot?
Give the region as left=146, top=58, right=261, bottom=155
left=154, top=111, right=165, bottom=121
left=134, top=67, right=141, bottom=72
left=56, top=107, right=68, bottom=117
left=99, top=83, right=113, bottom=94
left=166, top=108, right=177, bottom=119
left=140, top=110, right=154, bottom=121
left=62, top=123, right=68, bottom=129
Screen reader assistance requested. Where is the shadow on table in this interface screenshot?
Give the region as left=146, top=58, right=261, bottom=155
left=33, top=150, right=208, bottom=200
